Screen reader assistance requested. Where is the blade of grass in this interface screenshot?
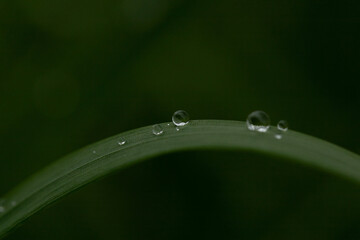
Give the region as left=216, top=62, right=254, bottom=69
left=0, top=120, right=359, bottom=238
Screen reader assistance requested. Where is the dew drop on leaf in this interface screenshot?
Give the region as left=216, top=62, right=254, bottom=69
left=118, top=137, right=126, bottom=146
left=246, top=110, right=271, bottom=132
left=277, top=120, right=289, bottom=132
left=152, top=124, right=164, bottom=136
left=172, top=110, right=190, bottom=127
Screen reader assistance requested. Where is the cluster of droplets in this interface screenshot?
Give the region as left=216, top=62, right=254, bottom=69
left=246, top=110, right=289, bottom=139
left=151, top=110, right=190, bottom=136
left=91, top=109, right=288, bottom=156
left=91, top=110, right=190, bottom=154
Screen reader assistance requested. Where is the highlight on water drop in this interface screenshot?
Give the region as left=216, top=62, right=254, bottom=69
left=152, top=124, right=164, bottom=136
left=172, top=110, right=190, bottom=127
left=274, top=134, right=283, bottom=140
left=246, top=110, right=271, bottom=132
left=118, top=137, right=126, bottom=146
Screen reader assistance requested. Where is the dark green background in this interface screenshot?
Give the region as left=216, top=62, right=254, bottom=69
left=1, top=0, right=359, bottom=239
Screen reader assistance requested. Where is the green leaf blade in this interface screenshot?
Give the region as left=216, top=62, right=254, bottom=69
left=0, top=120, right=359, bottom=238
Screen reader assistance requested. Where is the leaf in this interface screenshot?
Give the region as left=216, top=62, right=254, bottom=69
left=0, top=120, right=359, bottom=238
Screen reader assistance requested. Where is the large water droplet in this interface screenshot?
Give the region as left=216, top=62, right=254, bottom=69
left=172, top=110, right=190, bottom=127
left=118, top=137, right=126, bottom=146
left=246, top=110, right=271, bottom=132
left=152, top=124, right=164, bottom=136
left=277, top=120, right=288, bottom=132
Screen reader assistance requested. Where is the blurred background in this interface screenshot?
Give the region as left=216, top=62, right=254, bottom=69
left=1, top=0, right=360, bottom=239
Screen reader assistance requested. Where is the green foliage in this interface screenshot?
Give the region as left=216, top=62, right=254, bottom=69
left=1, top=120, right=359, bottom=238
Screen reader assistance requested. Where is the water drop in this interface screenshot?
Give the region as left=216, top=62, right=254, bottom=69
left=152, top=124, right=164, bottom=136
left=172, top=110, right=190, bottom=127
left=277, top=120, right=288, bottom=132
left=246, top=110, right=271, bottom=132
left=176, top=127, right=180, bottom=131
left=274, top=134, right=282, bottom=140
left=92, top=150, right=97, bottom=154
left=118, top=137, right=126, bottom=146
left=167, top=123, right=170, bottom=126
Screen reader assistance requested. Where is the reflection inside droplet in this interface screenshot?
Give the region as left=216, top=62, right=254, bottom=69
left=172, top=110, right=190, bottom=127
left=118, top=138, right=126, bottom=146
left=246, top=110, right=271, bottom=132
left=152, top=124, right=164, bottom=136
left=277, top=120, right=289, bottom=132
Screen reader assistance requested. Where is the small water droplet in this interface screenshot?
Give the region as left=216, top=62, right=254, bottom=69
left=246, top=110, right=271, bottom=132
left=118, top=138, right=126, bottom=146
left=92, top=150, right=97, bottom=154
left=167, top=123, right=170, bottom=126
left=176, top=127, right=180, bottom=131
left=277, top=120, right=288, bottom=132
left=274, top=134, right=282, bottom=140
left=152, top=124, right=164, bottom=136
left=172, top=110, right=190, bottom=127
